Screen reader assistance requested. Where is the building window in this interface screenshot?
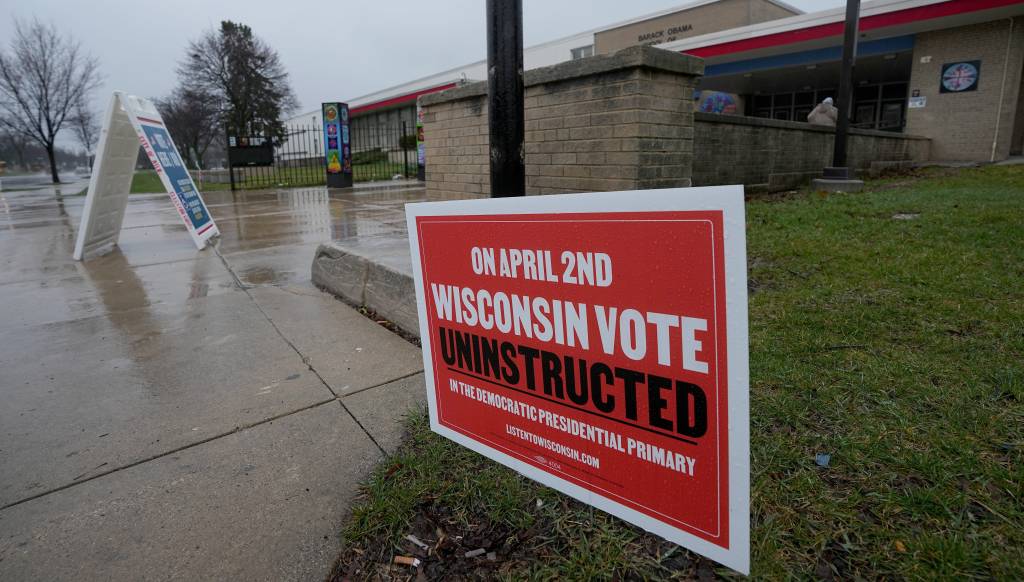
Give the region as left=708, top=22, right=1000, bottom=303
left=571, top=45, right=594, bottom=60
left=748, top=84, right=907, bottom=131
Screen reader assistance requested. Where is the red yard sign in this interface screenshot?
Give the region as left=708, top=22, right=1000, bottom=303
left=406, top=187, right=750, bottom=573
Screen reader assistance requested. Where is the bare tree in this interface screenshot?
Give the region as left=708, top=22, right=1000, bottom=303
left=0, top=19, right=101, bottom=183
left=156, top=86, right=220, bottom=169
left=0, top=127, right=30, bottom=171
left=69, top=99, right=100, bottom=168
left=182, top=21, right=297, bottom=141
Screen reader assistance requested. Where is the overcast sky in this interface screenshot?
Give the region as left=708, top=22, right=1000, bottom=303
left=2, top=0, right=844, bottom=147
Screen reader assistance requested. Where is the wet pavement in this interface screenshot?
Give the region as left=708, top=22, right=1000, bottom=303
left=308, top=182, right=484, bottom=336
left=0, top=180, right=435, bottom=580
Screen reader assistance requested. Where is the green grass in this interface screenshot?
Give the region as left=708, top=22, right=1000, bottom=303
left=128, top=169, right=165, bottom=193
left=130, top=169, right=231, bottom=193
left=73, top=170, right=234, bottom=195
left=335, top=165, right=1024, bottom=580
left=228, top=166, right=328, bottom=189
left=127, top=163, right=413, bottom=193
left=352, top=161, right=413, bottom=182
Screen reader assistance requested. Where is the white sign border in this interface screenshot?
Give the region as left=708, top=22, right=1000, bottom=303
left=73, top=91, right=218, bottom=261
left=405, top=186, right=750, bottom=575
left=118, top=92, right=218, bottom=250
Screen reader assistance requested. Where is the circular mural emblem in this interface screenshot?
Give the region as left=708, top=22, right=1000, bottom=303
left=941, top=62, right=980, bottom=93
left=324, top=105, right=338, bottom=122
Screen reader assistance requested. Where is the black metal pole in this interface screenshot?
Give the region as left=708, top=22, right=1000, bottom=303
left=402, top=121, right=411, bottom=178
left=227, top=125, right=236, bottom=192
left=486, top=0, right=525, bottom=197
left=830, top=0, right=861, bottom=176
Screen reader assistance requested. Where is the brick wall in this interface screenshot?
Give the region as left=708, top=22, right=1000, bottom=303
left=420, top=46, right=935, bottom=197
left=907, top=18, right=1024, bottom=161
left=418, top=93, right=490, bottom=197
left=692, top=113, right=930, bottom=190
left=419, top=46, right=703, bottom=197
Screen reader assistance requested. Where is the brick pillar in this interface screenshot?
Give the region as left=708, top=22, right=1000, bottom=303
left=419, top=93, right=491, bottom=198
left=419, top=46, right=704, bottom=197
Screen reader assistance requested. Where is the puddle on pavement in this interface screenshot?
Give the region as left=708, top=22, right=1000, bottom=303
left=238, top=266, right=286, bottom=286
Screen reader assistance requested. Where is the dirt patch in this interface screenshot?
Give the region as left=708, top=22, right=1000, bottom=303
left=330, top=493, right=722, bottom=581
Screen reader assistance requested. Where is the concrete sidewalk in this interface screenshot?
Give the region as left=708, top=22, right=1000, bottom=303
left=0, top=182, right=426, bottom=580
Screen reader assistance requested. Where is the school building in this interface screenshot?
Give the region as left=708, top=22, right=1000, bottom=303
left=290, top=0, right=1024, bottom=164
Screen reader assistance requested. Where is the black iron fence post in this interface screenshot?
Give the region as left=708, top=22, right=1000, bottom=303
left=402, top=121, right=411, bottom=178
left=226, top=125, right=237, bottom=192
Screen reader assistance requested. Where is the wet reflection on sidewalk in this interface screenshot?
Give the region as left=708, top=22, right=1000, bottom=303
left=0, top=177, right=447, bottom=507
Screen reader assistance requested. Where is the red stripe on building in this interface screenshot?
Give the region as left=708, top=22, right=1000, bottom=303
left=686, top=0, right=1024, bottom=58
left=136, top=116, right=164, bottom=126
left=350, top=83, right=459, bottom=116
left=196, top=223, right=214, bottom=236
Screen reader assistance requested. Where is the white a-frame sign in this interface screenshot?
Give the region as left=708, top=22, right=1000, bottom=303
left=73, top=91, right=219, bottom=260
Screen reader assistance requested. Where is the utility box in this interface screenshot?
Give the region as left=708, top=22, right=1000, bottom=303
left=322, top=102, right=352, bottom=188
left=227, top=135, right=274, bottom=167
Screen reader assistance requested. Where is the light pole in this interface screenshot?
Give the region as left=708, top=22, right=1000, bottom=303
left=815, top=0, right=864, bottom=192
left=486, top=0, right=526, bottom=197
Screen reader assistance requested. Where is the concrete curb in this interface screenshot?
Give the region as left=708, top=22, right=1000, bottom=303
left=311, top=243, right=420, bottom=337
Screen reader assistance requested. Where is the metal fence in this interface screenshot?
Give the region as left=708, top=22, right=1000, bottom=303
left=227, top=125, right=325, bottom=190
left=225, top=122, right=418, bottom=191
left=349, top=121, right=418, bottom=183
